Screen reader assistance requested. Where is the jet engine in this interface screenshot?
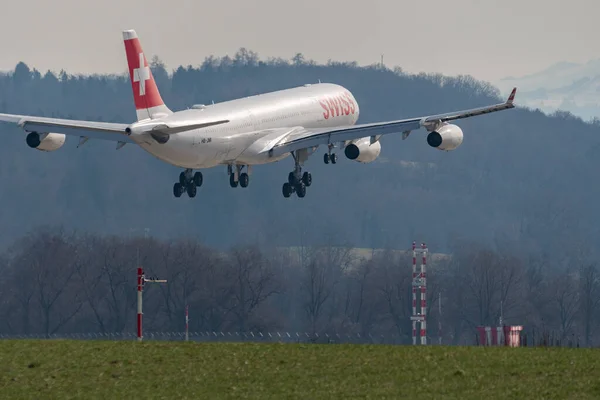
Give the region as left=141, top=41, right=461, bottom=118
left=344, top=137, right=382, bottom=163
left=26, top=132, right=66, bottom=152
left=426, top=123, right=464, bottom=151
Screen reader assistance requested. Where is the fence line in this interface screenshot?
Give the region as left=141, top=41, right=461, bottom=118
left=0, top=329, right=585, bottom=347
left=0, top=331, right=406, bottom=344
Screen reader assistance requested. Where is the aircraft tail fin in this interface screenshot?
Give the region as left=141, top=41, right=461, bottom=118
left=122, top=29, right=172, bottom=121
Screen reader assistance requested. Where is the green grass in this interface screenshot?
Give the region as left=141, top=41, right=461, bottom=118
left=0, top=340, right=599, bottom=399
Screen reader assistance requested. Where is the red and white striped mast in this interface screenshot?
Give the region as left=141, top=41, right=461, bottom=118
left=410, top=241, right=428, bottom=345
left=411, top=242, right=418, bottom=345
left=136, top=266, right=167, bottom=342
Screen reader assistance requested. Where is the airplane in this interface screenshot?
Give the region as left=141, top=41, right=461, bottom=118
left=0, top=29, right=517, bottom=199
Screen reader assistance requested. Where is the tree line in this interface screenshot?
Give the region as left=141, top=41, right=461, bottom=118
left=1, top=227, right=598, bottom=346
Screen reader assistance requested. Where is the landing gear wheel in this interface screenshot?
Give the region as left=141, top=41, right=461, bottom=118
left=229, top=173, right=238, bottom=188
left=296, top=182, right=306, bottom=198
left=193, top=172, right=203, bottom=187
left=282, top=182, right=293, bottom=198
left=179, top=172, right=187, bottom=185
left=288, top=172, right=297, bottom=185
left=324, top=153, right=330, bottom=164
left=302, top=172, right=312, bottom=187
left=173, top=182, right=183, bottom=198
left=239, top=173, right=249, bottom=188
left=186, top=183, right=197, bottom=198
left=330, top=153, right=337, bottom=164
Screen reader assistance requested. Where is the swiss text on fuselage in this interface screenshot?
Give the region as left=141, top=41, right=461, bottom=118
left=318, top=92, right=356, bottom=120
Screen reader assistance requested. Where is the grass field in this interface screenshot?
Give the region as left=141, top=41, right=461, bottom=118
left=0, top=340, right=598, bottom=399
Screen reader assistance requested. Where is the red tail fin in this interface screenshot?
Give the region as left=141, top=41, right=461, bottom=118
left=122, top=29, right=171, bottom=121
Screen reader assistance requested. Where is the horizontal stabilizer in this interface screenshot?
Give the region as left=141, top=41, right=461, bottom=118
left=126, top=119, right=230, bottom=135
left=150, top=120, right=230, bottom=135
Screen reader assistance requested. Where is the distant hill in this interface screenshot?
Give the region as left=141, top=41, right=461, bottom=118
left=496, top=59, right=600, bottom=121
left=1, top=53, right=599, bottom=260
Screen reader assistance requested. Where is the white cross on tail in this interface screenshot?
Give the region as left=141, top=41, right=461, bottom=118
left=133, top=52, right=150, bottom=96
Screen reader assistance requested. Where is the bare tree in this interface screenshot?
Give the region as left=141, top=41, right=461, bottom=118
left=94, top=236, right=137, bottom=332
left=194, top=251, right=232, bottom=332
left=17, top=229, right=84, bottom=336
left=300, top=246, right=354, bottom=335
left=0, top=254, right=17, bottom=333
left=345, top=255, right=375, bottom=331
left=442, top=243, right=525, bottom=344
left=225, top=245, right=280, bottom=332
left=74, top=233, right=111, bottom=333
left=302, top=256, right=331, bottom=335
left=152, top=239, right=204, bottom=331
left=548, top=272, right=579, bottom=341
left=495, top=253, right=524, bottom=325
left=3, top=253, right=37, bottom=334
left=372, top=249, right=412, bottom=340
left=579, top=263, right=600, bottom=346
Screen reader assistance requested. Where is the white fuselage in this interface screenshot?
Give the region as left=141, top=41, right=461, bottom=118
left=129, top=83, right=360, bottom=169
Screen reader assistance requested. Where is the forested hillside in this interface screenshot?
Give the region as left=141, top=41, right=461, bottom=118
left=0, top=50, right=599, bottom=259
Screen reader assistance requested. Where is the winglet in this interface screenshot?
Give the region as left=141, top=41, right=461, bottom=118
left=506, top=87, right=517, bottom=105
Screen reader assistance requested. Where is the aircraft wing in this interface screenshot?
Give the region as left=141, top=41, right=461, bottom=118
left=0, top=113, right=231, bottom=144
left=267, top=88, right=517, bottom=158
left=0, top=113, right=134, bottom=143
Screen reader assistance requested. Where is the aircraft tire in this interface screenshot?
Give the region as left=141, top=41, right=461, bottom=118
left=302, top=172, right=312, bottom=187
left=282, top=182, right=293, bottom=198
left=193, top=172, right=203, bottom=187
left=296, top=182, right=306, bottom=198
left=239, top=173, right=249, bottom=188
left=186, top=183, right=197, bottom=198
left=288, top=172, right=297, bottom=185
left=229, top=173, right=238, bottom=188
left=173, top=182, right=183, bottom=198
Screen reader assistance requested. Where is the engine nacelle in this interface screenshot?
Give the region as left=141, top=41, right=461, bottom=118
left=426, top=123, right=464, bottom=151
left=344, top=137, right=381, bottom=163
left=26, top=132, right=66, bottom=152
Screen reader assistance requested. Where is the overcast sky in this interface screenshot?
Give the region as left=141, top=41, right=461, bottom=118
left=0, top=0, right=596, bottom=83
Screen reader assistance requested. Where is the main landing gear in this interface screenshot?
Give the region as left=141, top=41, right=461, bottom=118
left=173, top=169, right=203, bottom=198
left=282, top=149, right=312, bottom=198
left=228, top=164, right=250, bottom=188
left=323, top=144, right=337, bottom=164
